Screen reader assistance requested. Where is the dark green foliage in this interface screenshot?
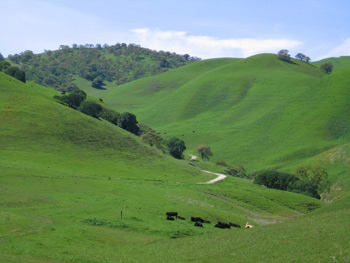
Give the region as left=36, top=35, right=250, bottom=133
left=77, top=101, right=103, bottom=119
left=14, top=43, right=200, bottom=89
left=0, top=52, right=4, bottom=61
left=4, top=66, right=26, bottom=83
left=278, top=49, right=291, bottom=61
left=117, top=112, right=139, bottom=135
left=254, top=170, right=320, bottom=199
left=0, top=61, right=11, bottom=71
left=167, top=137, right=186, bottom=159
left=225, top=165, right=247, bottom=178
left=194, top=144, right=213, bottom=160
left=64, top=83, right=79, bottom=92
left=320, top=62, right=334, bottom=73
left=295, top=53, right=305, bottom=61
left=295, top=165, right=330, bottom=195
left=54, top=89, right=87, bottom=108
left=92, top=77, right=106, bottom=90
left=289, top=180, right=320, bottom=199
left=254, top=170, right=298, bottom=190
left=99, top=107, right=120, bottom=125
left=141, top=130, right=165, bottom=151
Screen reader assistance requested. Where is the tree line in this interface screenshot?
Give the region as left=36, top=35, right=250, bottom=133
left=5, top=44, right=200, bottom=91
left=0, top=55, right=26, bottom=83
left=277, top=49, right=334, bottom=73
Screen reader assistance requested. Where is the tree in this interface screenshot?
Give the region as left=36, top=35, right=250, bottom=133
left=78, top=101, right=103, bottom=119
left=91, top=77, right=106, bottom=89
left=117, top=112, right=139, bottom=135
left=141, top=131, right=165, bottom=150
left=320, top=62, right=333, bottom=74
left=167, top=137, right=186, bottom=159
left=0, top=52, right=4, bottom=61
left=55, top=89, right=86, bottom=108
left=4, top=66, right=26, bottom=83
left=194, top=144, right=213, bottom=160
left=65, top=83, right=79, bottom=92
left=99, top=107, right=120, bottom=125
left=295, top=53, right=305, bottom=61
left=277, top=49, right=291, bottom=61
left=0, top=61, right=11, bottom=71
left=295, top=165, right=330, bottom=194
left=305, top=56, right=311, bottom=63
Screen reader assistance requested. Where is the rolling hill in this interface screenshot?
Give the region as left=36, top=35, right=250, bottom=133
left=1, top=51, right=350, bottom=262
left=96, top=54, right=350, bottom=184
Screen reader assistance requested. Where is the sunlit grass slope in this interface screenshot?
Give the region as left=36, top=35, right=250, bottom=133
left=312, top=55, right=350, bottom=72
left=98, top=54, right=350, bottom=178
left=0, top=72, right=331, bottom=262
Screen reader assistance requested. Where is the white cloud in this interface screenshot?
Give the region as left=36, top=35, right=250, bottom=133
left=131, top=28, right=302, bottom=59
left=320, top=39, right=350, bottom=59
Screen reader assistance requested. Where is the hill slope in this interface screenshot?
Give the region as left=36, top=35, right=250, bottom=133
left=98, top=54, right=350, bottom=174
left=0, top=71, right=334, bottom=262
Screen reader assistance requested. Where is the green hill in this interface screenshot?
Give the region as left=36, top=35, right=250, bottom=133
left=8, top=44, right=200, bottom=92
left=96, top=54, right=350, bottom=181
left=1, top=70, right=339, bottom=262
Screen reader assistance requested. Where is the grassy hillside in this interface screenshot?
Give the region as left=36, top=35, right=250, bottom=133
left=1, top=71, right=335, bottom=262
left=94, top=54, right=350, bottom=183
left=312, top=55, right=350, bottom=72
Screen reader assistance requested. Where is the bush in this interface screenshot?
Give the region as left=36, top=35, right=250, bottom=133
left=117, top=112, right=139, bottom=135
left=225, top=165, right=247, bottom=178
left=77, top=101, right=103, bottom=119
left=99, top=107, right=120, bottom=125
left=55, top=89, right=87, bottom=108
left=4, top=66, right=26, bottom=83
left=254, top=169, right=321, bottom=199
left=167, top=137, right=186, bottom=159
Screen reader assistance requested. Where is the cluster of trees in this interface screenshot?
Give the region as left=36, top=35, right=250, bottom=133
left=6, top=44, right=200, bottom=90
left=216, top=160, right=248, bottom=178
left=0, top=60, right=26, bottom=83
left=254, top=165, right=330, bottom=199
left=277, top=49, right=334, bottom=73
left=277, top=50, right=310, bottom=63
left=54, top=90, right=139, bottom=135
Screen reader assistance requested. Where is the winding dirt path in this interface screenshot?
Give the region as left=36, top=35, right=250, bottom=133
left=189, top=155, right=227, bottom=184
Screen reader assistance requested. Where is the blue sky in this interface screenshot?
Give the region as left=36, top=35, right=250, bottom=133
left=1, top=0, right=349, bottom=60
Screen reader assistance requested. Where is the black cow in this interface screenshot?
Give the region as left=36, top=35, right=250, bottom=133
left=229, top=222, right=241, bottom=228
left=178, top=216, right=186, bottom=220
left=99, top=98, right=104, bottom=102
left=215, top=222, right=231, bottom=229
left=167, top=216, right=175, bottom=221
left=202, top=220, right=211, bottom=224
left=191, top=217, right=204, bottom=223
left=194, top=222, right=203, bottom=227
left=166, top=212, right=178, bottom=219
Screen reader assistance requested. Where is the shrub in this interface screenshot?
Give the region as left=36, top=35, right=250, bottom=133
left=117, top=112, right=139, bottom=135
left=77, top=101, right=103, bottom=119
left=167, top=137, right=186, bottom=159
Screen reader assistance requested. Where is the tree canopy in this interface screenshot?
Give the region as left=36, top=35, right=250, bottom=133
left=9, top=44, right=200, bottom=90
left=167, top=137, right=186, bottom=159
left=320, top=62, right=334, bottom=74
left=117, top=112, right=139, bottom=135
left=194, top=144, right=213, bottom=160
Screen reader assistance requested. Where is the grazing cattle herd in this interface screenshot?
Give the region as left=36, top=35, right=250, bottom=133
left=166, top=212, right=254, bottom=230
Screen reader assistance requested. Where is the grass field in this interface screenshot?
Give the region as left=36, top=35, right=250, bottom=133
left=1, top=52, right=350, bottom=263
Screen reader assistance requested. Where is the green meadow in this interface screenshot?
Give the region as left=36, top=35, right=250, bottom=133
left=1, top=51, right=350, bottom=262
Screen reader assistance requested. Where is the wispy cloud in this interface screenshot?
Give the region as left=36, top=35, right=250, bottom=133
left=320, top=39, right=350, bottom=59
left=131, top=28, right=302, bottom=58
